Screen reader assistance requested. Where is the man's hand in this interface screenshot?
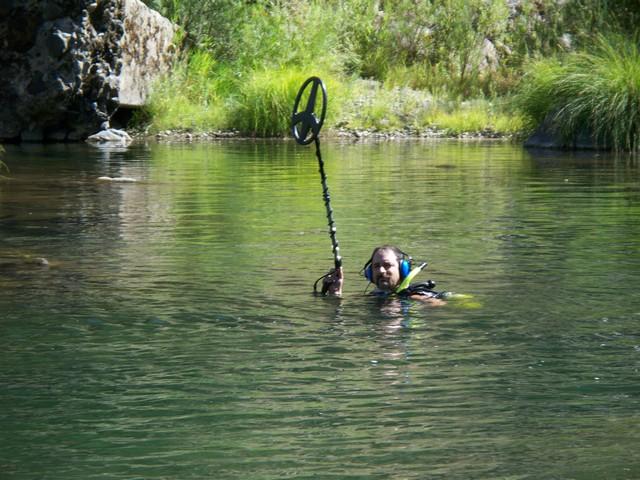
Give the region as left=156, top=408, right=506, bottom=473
left=321, top=267, right=343, bottom=296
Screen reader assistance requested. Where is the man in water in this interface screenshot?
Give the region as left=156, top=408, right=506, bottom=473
left=321, top=245, right=445, bottom=305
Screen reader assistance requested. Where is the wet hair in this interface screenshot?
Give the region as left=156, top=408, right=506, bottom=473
left=368, top=245, right=405, bottom=264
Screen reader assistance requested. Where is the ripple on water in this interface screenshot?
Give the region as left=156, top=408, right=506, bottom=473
left=1, top=142, right=640, bottom=479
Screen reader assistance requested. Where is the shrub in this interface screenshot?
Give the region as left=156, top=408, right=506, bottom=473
left=515, top=34, right=640, bottom=151
left=337, top=81, right=523, bottom=136
left=139, top=1, right=640, bottom=137
left=230, top=68, right=346, bottom=137
left=140, top=50, right=230, bottom=132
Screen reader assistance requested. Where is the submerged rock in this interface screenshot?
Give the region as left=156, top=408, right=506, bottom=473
left=97, top=176, right=137, bottom=182
left=27, top=257, right=50, bottom=267
left=0, top=254, right=51, bottom=272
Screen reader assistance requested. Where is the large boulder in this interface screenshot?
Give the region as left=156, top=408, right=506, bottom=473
left=0, top=0, right=176, bottom=142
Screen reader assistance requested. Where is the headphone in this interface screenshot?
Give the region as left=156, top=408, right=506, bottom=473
left=363, top=246, right=412, bottom=283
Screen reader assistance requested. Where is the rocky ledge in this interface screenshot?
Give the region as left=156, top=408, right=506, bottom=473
left=0, top=0, right=176, bottom=142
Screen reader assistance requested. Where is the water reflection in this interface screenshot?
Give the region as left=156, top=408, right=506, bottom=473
left=1, top=141, right=639, bottom=479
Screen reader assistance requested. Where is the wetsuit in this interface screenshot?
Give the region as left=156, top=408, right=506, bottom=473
left=371, top=280, right=445, bottom=299
left=396, top=281, right=443, bottom=299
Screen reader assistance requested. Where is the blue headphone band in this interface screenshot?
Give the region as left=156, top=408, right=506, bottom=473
left=363, top=248, right=412, bottom=282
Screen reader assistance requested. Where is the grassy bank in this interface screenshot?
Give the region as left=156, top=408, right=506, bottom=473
left=515, top=34, right=640, bottom=151
left=137, top=1, right=639, bottom=147
left=140, top=63, right=525, bottom=138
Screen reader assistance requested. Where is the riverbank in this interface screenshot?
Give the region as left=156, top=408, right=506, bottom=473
left=133, top=77, right=526, bottom=144
left=135, top=2, right=638, bottom=152
left=128, top=125, right=519, bottom=144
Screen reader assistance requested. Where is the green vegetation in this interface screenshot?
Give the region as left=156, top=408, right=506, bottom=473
left=139, top=0, right=640, bottom=148
left=515, top=34, right=640, bottom=151
left=230, top=68, right=347, bottom=137
left=139, top=50, right=228, bottom=132
left=337, top=81, right=523, bottom=136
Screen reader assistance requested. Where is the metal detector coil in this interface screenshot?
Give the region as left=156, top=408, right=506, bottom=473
left=291, top=76, right=327, bottom=146
left=291, top=77, right=341, bottom=270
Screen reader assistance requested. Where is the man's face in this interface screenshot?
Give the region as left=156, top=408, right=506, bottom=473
left=371, top=248, right=401, bottom=291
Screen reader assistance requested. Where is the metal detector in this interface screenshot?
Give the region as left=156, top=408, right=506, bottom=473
left=291, top=77, right=342, bottom=289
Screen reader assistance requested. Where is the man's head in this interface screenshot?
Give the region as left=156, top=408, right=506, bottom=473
left=365, top=246, right=410, bottom=292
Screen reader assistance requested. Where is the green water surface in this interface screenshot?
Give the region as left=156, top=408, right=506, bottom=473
left=1, top=140, right=639, bottom=479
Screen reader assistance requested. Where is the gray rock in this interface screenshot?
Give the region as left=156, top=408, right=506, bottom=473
left=479, top=38, right=499, bottom=73
left=97, top=175, right=137, bottom=182
left=118, top=0, right=176, bottom=107
left=0, top=0, right=176, bottom=142
left=47, top=30, right=71, bottom=58
left=524, top=113, right=604, bottom=150
left=87, top=128, right=132, bottom=144
left=524, top=120, right=562, bottom=149
left=30, top=257, right=50, bottom=267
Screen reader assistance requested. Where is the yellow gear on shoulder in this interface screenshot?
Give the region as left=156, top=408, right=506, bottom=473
left=394, top=263, right=427, bottom=293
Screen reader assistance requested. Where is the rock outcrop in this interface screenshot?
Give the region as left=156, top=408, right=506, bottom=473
left=524, top=113, right=603, bottom=150
left=0, top=0, right=176, bottom=142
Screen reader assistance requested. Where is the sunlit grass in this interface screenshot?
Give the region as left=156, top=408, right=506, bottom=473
left=338, top=83, right=421, bottom=131
left=138, top=1, right=637, bottom=141
left=338, top=81, right=524, bottom=136
left=515, top=34, right=640, bottom=150
left=424, top=100, right=526, bottom=136
left=142, top=61, right=349, bottom=137
left=143, top=60, right=526, bottom=138
left=230, top=67, right=346, bottom=137
left=139, top=50, right=231, bottom=132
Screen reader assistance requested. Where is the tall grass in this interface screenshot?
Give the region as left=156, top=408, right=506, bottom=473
left=515, top=34, right=640, bottom=151
left=424, top=100, right=526, bottom=136
left=141, top=57, right=347, bottom=136
left=141, top=50, right=230, bottom=132
left=140, top=0, right=355, bottom=135
left=139, top=1, right=640, bottom=139
left=230, top=68, right=345, bottom=137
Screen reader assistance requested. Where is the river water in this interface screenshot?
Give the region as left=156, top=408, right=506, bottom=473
left=1, top=140, right=639, bottom=479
